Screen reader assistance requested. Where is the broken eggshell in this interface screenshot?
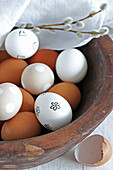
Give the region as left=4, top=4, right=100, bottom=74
left=74, top=134, right=112, bottom=166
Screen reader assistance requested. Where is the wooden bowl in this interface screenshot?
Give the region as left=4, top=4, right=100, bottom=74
left=0, top=35, right=113, bottom=169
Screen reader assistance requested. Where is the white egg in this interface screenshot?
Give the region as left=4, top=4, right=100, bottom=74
left=56, top=49, right=88, bottom=83
left=21, top=63, right=54, bottom=95
left=0, top=83, right=23, bottom=120
left=5, top=28, right=39, bottom=59
left=35, top=92, right=72, bottom=131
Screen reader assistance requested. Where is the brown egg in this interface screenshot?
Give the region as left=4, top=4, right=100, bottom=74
left=1, top=112, right=42, bottom=140
left=28, top=49, right=59, bottom=72
left=0, top=58, right=28, bottom=86
left=48, top=82, right=81, bottom=110
left=0, top=50, right=11, bottom=63
left=19, top=87, right=35, bottom=112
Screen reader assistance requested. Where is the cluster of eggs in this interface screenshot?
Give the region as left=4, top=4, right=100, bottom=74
left=0, top=28, right=88, bottom=141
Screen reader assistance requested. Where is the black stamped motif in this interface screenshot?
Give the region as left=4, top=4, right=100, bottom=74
left=44, top=124, right=52, bottom=131
left=19, top=30, right=27, bottom=36
left=17, top=55, right=25, bottom=59
left=50, top=102, right=60, bottom=111
left=35, top=106, right=40, bottom=116
left=32, top=42, right=37, bottom=50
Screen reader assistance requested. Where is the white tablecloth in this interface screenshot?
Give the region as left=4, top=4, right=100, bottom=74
left=1, top=0, right=113, bottom=50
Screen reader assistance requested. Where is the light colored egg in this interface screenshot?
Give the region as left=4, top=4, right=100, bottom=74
left=21, top=63, right=54, bottom=95
left=5, top=29, right=39, bottom=59
left=0, top=83, right=23, bottom=120
left=1, top=111, right=42, bottom=140
left=48, top=82, right=81, bottom=111
left=56, top=49, right=88, bottom=83
left=74, top=134, right=112, bottom=166
left=0, top=58, right=28, bottom=86
left=35, top=92, right=72, bottom=131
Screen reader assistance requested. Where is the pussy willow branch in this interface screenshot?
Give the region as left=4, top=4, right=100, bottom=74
left=72, top=10, right=101, bottom=24
left=41, top=27, right=100, bottom=35
left=25, top=9, right=102, bottom=29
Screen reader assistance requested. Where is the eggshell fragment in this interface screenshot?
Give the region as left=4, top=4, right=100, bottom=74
left=0, top=50, right=11, bottom=63
left=28, top=49, right=59, bottom=72
left=74, top=134, right=112, bottom=166
left=48, top=82, right=81, bottom=110
left=0, top=58, right=28, bottom=86
left=21, top=63, right=54, bottom=95
left=19, top=87, right=35, bottom=112
left=1, top=112, right=42, bottom=140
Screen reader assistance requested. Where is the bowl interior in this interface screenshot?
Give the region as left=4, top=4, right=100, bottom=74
left=0, top=36, right=107, bottom=137
left=72, top=43, right=106, bottom=120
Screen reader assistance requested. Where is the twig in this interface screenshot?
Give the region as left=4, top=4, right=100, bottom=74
left=25, top=10, right=102, bottom=29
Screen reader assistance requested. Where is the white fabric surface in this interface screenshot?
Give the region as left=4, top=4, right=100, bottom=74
left=16, top=0, right=104, bottom=50
left=0, top=0, right=113, bottom=169
left=0, top=0, right=113, bottom=50
left=0, top=0, right=110, bottom=50
left=0, top=0, right=30, bottom=47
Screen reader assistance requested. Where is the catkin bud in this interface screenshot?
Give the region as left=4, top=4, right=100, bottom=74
left=18, top=23, right=26, bottom=28
left=99, top=27, right=109, bottom=36
left=76, top=21, right=85, bottom=28
left=100, top=3, right=107, bottom=11
left=26, top=23, right=34, bottom=28
left=32, top=27, right=41, bottom=34
left=64, top=24, right=72, bottom=31
left=63, top=17, right=73, bottom=24
left=49, top=29, right=56, bottom=34
left=76, top=32, right=84, bottom=39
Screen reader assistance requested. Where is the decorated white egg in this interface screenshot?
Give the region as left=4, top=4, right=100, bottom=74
left=35, top=92, right=72, bottom=131
left=21, top=63, right=54, bottom=95
left=0, top=83, right=23, bottom=120
left=56, top=49, right=88, bottom=83
left=5, top=28, right=39, bottom=59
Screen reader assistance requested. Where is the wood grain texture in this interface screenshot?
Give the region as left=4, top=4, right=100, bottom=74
left=30, top=110, right=113, bottom=170
left=0, top=35, right=113, bottom=169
